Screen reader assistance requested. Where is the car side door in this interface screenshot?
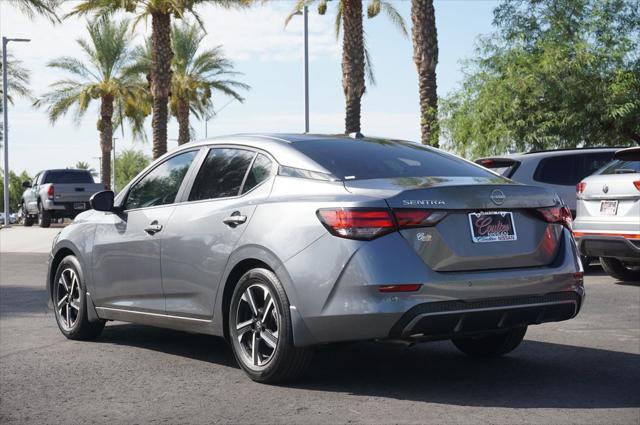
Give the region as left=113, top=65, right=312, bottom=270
left=160, top=148, right=277, bottom=319
left=90, top=149, right=200, bottom=314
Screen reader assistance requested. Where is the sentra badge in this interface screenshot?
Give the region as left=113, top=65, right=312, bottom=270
left=402, top=200, right=446, bottom=206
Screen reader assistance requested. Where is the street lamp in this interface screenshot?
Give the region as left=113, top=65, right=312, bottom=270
left=2, top=37, right=30, bottom=228
left=293, top=6, right=310, bottom=133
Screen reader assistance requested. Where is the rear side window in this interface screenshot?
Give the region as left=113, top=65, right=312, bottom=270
left=125, top=150, right=197, bottom=210
left=189, top=148, right=255, bottom=201
left=598, top=160, right=640, bottom=175
left=292, top=139, right=495, bottom=180
left=242, top=154, right=274, bottom=194
left=533, top=152, right=615, bottom=185
left=42, top=170, right=94, bottom=184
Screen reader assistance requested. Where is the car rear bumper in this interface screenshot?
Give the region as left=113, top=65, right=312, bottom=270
left=575, top=234, right=640, bottom=261
left=287, top=229, right=584, bottom=346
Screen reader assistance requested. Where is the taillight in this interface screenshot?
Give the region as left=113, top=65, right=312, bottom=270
left=47, top=185, right=55, bottom=199
left=536, top=205, right=573, bottom=230
left=393, top=210, right=447, bottom=228
left=317, top=209, right=395, bottom=240
left=634, top=180, right=640, bottom=191
left=576, top=181, right=586, bottom=198
left=317, top=208, right=447, bottom=240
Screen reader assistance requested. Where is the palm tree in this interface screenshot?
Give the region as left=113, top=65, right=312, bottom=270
left=6, top=0, right=61, bottom=22
left=411, top=0, right=438, bottom=147
left=287, top=0, right=407, bottom=134
left=69, top=0, right=253, bottom=159
left=131, top=22, right=249, bottom=145
left=0, top=55, right=31, bottom=144
left=35, top=17, right=144, bottom=189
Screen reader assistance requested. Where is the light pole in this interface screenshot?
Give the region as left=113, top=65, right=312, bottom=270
left=303, top=5, right=309, bottom=133
left=2, top=37, right=30, bottom=228
left=111, top=137, right=117, bottom=191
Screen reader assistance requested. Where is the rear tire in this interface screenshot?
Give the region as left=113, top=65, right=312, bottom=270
left=228, top=268, right=314, bottom=383
left=600, top=257, right=640, bottom=282
left=452, top=326, right=527, bottom=357
left=580, top=256, right=592, bottom=270
left=38, top=203, right=51, bottom=228
left=22, top=203, right=34, bottom=227
left=53, top=255, right=105, bottom=340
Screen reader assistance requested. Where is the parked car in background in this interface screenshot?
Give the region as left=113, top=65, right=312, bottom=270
left=475, top=148, right=620, bottom=216
left=47, top=134, right=584, bottom=383
left=0, top=213, right=17, bottom=225
left=21, top=169, right=104, bottom=228
left=574, top=147, right=640, bottom=282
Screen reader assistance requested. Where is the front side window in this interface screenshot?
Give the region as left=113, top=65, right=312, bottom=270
left=189, top=148, right=255, bottom=201
left=242, top=154, right=274, bottom=194
left=125, top=150, right=197, bottom=210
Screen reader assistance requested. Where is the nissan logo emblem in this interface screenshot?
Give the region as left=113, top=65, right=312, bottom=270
left=603, top=184, right=609, bottom=193
left=490, top=189, right=506, bottom=205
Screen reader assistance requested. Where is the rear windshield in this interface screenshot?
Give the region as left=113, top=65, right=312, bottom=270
left=43, top=170, right=94, bottom=184
left=598, top=160, right=640, bottom=175
left=292, top=139, right=495, bottom=180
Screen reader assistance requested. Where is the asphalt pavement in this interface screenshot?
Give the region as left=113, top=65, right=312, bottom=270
left=0, top=229, right=639, bottom=424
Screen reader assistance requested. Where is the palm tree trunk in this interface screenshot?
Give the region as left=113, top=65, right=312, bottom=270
left=342, top=0, right=365, bottom=134
left=177, top=98, right=190, bottom=145
left=411, top=0, right=439, bottom=146
left=150, top=12, right=173, bottom=159
left=99, top=95, right=114, bottom=189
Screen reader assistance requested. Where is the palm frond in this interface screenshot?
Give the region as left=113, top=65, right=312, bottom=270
left=7, top=0, right=61, bottom=23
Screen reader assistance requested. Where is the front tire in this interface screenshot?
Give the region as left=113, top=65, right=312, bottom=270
left=452, top=326, right=527, bottom=357
left=38, top=203, right=51, bottom=228
left=600, top=257, right=640, bottom=282
left=228, top=268, right=313, bottom=383
left=53, top=255, right=105, bottom=340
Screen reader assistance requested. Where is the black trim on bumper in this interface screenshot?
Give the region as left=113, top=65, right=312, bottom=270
left=576, top=235, right=640, bottom=261
left=389, top=292, right=582, bottom=339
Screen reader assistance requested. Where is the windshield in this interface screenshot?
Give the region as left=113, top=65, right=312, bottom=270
left=43, top=170, right=94, bottom=184
left=292, top=139, right=496, bottom=181
left=598, top=160, right=640, bottom=175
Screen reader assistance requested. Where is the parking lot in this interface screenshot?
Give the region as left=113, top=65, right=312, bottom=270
left=0, top=226, right=638, bottom=424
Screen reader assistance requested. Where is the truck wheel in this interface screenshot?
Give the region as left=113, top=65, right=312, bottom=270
left=38, top=203, right=51, bottom=228
left=600, top=257, right=640, bottom=282
left=22, top=203, right=34, bottom=227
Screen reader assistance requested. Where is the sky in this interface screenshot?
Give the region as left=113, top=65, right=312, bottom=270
left=0, top=0, right=499, bottom=176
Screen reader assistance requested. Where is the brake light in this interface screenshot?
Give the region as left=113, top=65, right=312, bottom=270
left=393, top=210, right=447, bottom=228
left=576, top=181, right=586, bottom=198
left=317, top=209, right=395, bottom=240
left=634, top=180, right=640, bottom=191
left=47, top=185, right=55, bottom=199
left=536, top=206, right=573, bottom=230
left=317, top=208, right=447, bottom=240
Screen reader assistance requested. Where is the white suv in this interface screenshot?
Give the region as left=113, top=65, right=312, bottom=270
left=573, top=147, right=640, bottom=282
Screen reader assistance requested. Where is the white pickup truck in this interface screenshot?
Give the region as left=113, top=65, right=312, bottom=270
left=20, top=169, right=104, bottom=227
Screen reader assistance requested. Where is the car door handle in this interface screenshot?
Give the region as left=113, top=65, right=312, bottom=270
left=223, top=213, right=247, bottom=227
left=144, top=222, right=163, bottom=235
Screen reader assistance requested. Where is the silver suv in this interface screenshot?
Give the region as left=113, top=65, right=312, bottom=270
left=574, top=147, right=640, bottom=281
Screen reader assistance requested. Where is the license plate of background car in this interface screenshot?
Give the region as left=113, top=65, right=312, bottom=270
left=74, top=203, right=86, bottom=210
left=468, top=211, right=518, bottom=243
left=599, top=200, right=618, bottom=215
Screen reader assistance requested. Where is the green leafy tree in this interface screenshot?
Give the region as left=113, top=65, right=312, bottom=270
left=287, top=0, right=407, bottom=134
left=411, top=0, right=438, bottom=146
left=0, top=169, right=31, bottom=213
left=69, top=0, right=253, bottom=159
left=35, top=17, right=146, bottom=189
left=115, top=149, right=150, bottom=191
left=131, top=21, right=249, bottom=145
left=441, top=0, right=640, bottom=158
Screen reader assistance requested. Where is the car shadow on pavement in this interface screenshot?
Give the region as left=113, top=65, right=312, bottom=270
left=91, top=323, right=639, bottom=409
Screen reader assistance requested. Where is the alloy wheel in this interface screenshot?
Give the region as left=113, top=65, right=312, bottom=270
left=234, top=283, right=280, bottom=368
left=55, top=268, right=81, bottom=331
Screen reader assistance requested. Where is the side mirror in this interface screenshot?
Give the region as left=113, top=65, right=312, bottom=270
left=22, top=181, right=32, bottom=188
left=90, top=190, right=115, bottom=212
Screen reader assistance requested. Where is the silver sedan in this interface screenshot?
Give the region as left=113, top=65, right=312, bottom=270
left=47, top=134, right=585, bottom=383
